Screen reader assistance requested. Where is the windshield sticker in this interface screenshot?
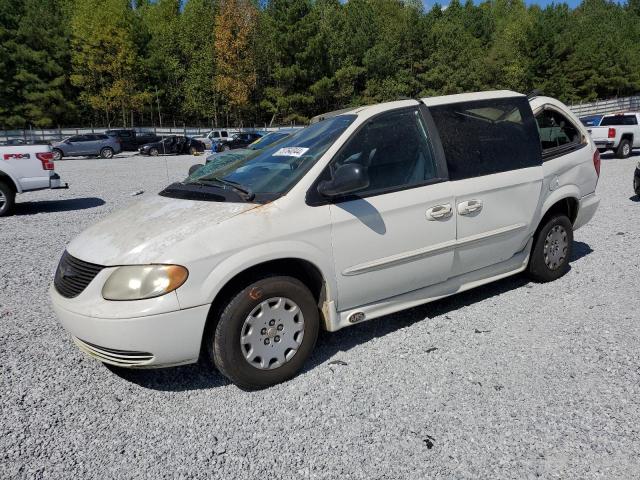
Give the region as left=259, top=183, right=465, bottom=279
left=273, top=147, right=309, bottom=157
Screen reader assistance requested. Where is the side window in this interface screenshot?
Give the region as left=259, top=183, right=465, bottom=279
left=221, top=131, right=228, bottom=138
left=331, top=108, right=439, bottom=196
left=120, top=131, right=132, bottom=137
left=430, top=97, right=542, bottom=180
left=535, top=108, right=584, bottom=158
left=213, top=132, right=220, bottom=138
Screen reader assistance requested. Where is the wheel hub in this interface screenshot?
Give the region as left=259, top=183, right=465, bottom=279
left=240, top=297, right=305, bottom=370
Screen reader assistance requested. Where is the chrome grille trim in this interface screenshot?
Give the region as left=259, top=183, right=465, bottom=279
left=73, top=337, right=155, bottom=367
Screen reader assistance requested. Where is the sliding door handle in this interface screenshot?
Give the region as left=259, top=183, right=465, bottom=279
left=458, top=199, right=483, bottom=215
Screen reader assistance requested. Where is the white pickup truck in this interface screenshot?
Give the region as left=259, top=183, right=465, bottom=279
left=0, top=144, right=68, bottom=216
left=587, top=112, right=640, bottom=158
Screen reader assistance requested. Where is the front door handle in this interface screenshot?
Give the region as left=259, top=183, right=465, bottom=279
left=426, top=204, right=452, bottom=220
left=458, top=199, right=483, bottom=215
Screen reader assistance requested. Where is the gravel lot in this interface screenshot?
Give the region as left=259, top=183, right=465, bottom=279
left=1, top=151, right=639, bottom=479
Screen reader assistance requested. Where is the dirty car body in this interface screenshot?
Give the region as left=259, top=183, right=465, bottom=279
left=51, top=91, right=600, bottom=389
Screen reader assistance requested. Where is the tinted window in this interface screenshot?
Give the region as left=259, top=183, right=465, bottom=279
left=430, top=97, right=541, bottom=180
left=600, top=115, right=638, bottom=126
left=70, top=135, right=90, bottom=142
left=221, top=131, right=228, bottom=137
left=331, top=108, right=438, bottom=195
left=213, top=132, right=220, bottom=138
left=535, top=109, right=582, bottom=152
left=97, top=134, right=109, bottom=140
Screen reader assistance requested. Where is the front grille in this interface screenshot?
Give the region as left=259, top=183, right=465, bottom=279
left=73, top=337, right=155, bottom=367
left=54, top=251, right=104, bottom=298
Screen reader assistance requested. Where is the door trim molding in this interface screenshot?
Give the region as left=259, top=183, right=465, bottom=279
left=342, top=222, right=527, bottom=276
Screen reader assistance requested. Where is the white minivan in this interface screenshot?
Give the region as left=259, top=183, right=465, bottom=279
left=51, top=91, right=600, bottom=389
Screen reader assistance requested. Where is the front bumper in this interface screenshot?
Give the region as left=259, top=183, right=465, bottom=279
left=573, top=192, right=600, bottom=230
left=50, top=285, right=210, bottom=368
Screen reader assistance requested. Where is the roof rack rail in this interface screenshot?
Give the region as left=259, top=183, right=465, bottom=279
left=526, top=89, right=544, bottom=99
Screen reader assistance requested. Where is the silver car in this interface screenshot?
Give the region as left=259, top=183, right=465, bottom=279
left=52, top=134, right=122, bottom=160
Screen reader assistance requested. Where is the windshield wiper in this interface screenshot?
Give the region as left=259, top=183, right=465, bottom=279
left=190, top=177, right=255, bottom=201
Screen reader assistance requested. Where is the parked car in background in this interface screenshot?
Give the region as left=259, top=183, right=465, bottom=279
left=0, top=144, right=67, bottom=216
left=51, top=90, right=600, bottom=389
left=579, top=114, right=603, bottom=127
left=105, top=129, right=161, bottom=151
left=211, top=132, right=263, bottom=152
left=188, top=129, right=299, bottom=175
left=51, top=134, right=122, bottom=160
left=587, top=112, right=640, bottom=158
left=192, top=129, right=231, bottom=149
left=138, top=136, right=205, bottom=156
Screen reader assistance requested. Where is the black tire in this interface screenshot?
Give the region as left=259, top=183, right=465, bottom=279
left=52, top=148, right=63, bottom=161
left=207, top=275, right=319, bottom=390
left=100, top=147, right=114, bottom=159
left=634, top=170, right=640, bottom=196
left=616, top=139, right=632, bottom=159
left=149, top=148, right=159, bottom=157
left=0, top=181, right=16, bottom=217
left=527, top=214, right=573, bottom=283
left=189, top=146, right=197, bottom=155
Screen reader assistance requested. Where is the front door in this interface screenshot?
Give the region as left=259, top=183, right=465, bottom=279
left=327, top=106, right=456, bottom=311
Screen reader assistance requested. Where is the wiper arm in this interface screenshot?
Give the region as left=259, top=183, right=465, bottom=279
left=190, top=177, right=255, bottom=201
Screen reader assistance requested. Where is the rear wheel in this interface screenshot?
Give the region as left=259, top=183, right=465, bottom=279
left=100, top=147, right=114, bottom=159
left=149, top=148, right=159, bottom=156
left=616, top=139, right=632, bottom=159
left=527, top=214, right=573, bottom=282
left=0, top=181, right=16, bottom=217
left=52, top=149, right=63, bottom=161
left=207, top=275, right=319, bottom=390
left=189, top=146, right=197, bottom=155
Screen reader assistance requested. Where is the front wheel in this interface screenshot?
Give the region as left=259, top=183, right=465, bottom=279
left=0, top=181, right=16, bottom=217
left=616, top=139, right=632, bottom=159
left=100, top=147, right=114, bottom=159
left=189, top=146, right=197, bottom=155
left=52, top=149, right=63, bottom=161
left=527, top=214, right=573, bottom=282
left=149, top=148, right=159, bottom=156
left=207, top=276, right=319, bottom=390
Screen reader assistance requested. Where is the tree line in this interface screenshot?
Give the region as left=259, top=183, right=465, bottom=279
left=1, top=0, right=639, bottom=129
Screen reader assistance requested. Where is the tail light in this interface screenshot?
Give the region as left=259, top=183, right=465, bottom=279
left=608, top=128, right=616, bottom=139
left=593, top=149, right=601, bottom=178
left=36, top=152, right=55, bottom=170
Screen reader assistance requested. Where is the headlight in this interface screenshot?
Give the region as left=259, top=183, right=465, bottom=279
left=102, top=265, right=188, bottom=301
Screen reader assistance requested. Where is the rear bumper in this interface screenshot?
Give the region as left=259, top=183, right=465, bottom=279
left=49, top=173, right=68, bottom=189
left=594, top=140, right=615, bottom=149
left=574, top=192, right=600, bottom=230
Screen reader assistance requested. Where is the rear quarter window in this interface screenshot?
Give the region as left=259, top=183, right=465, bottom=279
left=429, top=97, right=542, bottom=181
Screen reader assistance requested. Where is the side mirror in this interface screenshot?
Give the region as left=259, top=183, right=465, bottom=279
left=188, top=164, right=204, bottom=176
left=317, top=163, right=369, bottom=198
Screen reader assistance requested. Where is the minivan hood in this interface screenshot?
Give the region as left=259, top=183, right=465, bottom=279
left=67, top=195, right=256, bottom=265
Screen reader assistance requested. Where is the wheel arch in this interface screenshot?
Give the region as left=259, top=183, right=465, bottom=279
left=200, top=256, right=332, bottom=357
left=621, top=133, right=634, bottom=143
left=0, top=170, right=21, bottom=194
left=538, top=190, right=579, bottom=235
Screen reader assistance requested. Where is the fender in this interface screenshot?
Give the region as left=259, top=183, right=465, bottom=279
left=539, top=184, right=581, bottom=224
left=177, top=239, right=338, bottom=314
left=0, top=164, right=23, bottom=193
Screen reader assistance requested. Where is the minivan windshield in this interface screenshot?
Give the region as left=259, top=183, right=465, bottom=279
left=182, top=115, right=356, bottom=200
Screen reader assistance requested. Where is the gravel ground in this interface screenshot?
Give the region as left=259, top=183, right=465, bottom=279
left=1, top=151, right=639, bottom=479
